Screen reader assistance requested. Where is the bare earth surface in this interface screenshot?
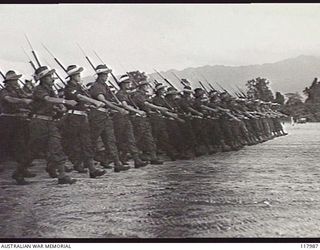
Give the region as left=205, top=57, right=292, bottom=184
left=0, top=122, right=319, bottom=238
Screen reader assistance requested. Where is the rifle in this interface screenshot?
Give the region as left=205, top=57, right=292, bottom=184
left=235, top=85, right=247, bottom=98
left=42, top=44, right=94, bottom=97
left=198, top=80, right=210, bottom=95
left=42, top=44, right=68, bottom=74
left=0, top=71, right=4, bottom=89
left=25, top=34, right=41, bottom=67
left=171, top=72, right=188, bottom=88
left=216, top=82, right=229, bottom=94
left=93, top=50, right=119, bottom=90
left=22, top=46, right=37, bottom=70
left=77, top=43, right=95, bottom=70
left=77, top=45, right=123, bottom=105
left=154, top=69, right=177, bottom=89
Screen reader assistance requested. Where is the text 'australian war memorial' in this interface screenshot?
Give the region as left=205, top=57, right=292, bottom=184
left=1, top=4, right=320, bottom=239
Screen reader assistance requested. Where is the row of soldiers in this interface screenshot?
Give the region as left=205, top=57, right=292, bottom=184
left=0, top=64, right=287, bottom=185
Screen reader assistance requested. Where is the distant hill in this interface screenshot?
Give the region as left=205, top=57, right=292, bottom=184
left=148, top=55, right=320, bottom=95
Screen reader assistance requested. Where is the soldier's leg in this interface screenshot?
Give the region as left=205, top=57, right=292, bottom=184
left=150, top=115, right=178, bottom=160
left=47, top=121, right=76, bottom=184
left=132, top=116, right=162, bottom=164
left=124, top=117, right=148, bottom=168
left=63, top=115, right=85, bottom=172
left=101, top=117, right=130, bottom=172
left=11, top=117, right=35, bottom=181
left=178, top=117, right=196, bottom=158
left=142, top=117, right=163, bottom=164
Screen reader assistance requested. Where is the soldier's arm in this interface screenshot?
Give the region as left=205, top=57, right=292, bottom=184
left=76, top=94, right=104, bottom=108
left=201, top=104, right=219, bottom=113
left=144, top=101, right=169, bottom=112
left=43, top=96, right=77, bottom=107
left=96, top=94, right=128, bottom=114
left=187, top=106, right=204, bottom=116
left=4, top=96, right=32, bottom=105
left=121, top=101, right=145, bottom=116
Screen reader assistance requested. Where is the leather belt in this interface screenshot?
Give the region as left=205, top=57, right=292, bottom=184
left=32, top=114, right=53, bottom=121
left=67, top=110, right=87, bottom=116
left=0, top=113, right=29, bottom=118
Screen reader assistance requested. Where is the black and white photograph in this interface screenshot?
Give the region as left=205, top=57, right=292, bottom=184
left=0, top=3, right=318, bottom=241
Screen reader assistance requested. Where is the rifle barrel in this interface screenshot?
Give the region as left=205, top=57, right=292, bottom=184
left=25, top=34, right=41, bottom=67
left=42, top=44, right=67, bottom=73
left=198, top=80, right=209, bottom=95
left=77, top=44, right=96, bottom=71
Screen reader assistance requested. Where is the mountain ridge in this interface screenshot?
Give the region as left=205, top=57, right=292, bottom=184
left=149, top=55, right=320, bottom=95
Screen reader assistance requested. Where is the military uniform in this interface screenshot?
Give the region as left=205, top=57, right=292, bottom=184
left=152, top=92, right=179, bottom=160
left=0, top=83, right=31, bottom=183
left=29, top=84, right=70, bottom=182
left=63, top=78, right=102, bottom=176
left=89, top=80, right=124, bottom=171
left=130, top=88, right=162, bottom=163
left=28, top=66, right=75, bottom=184
left=175, top=93, right=198, bottom=156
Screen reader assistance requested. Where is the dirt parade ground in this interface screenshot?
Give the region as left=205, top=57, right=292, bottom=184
left=0, top=122, right=320, bottom=238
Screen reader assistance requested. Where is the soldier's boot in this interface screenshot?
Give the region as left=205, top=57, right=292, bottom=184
left=64, top=163, right=73, bottom=173
left=74, top=161, right=88, bottom=173
left=207, top=145, right=217, bottom=155
left=119, top=152, right=130, bottom=166
left=46, top=166, right=58, bottom=178
left=58, top=175, right=77, bottom=185
left=220, top=140, right=232, bottom=152
left=140, top=153, right=151, bottom=162
left=12, top=170, right=30, bottom=185
left=166, top=149, right=180, bottom=161
left=134, top=158, right=148, bottom=168
left=56, top=165, right=76, bottom=184
left=149, top=151, right=164, bottom=165
left=23, top=169, right=36, bottom=178
left=195, top=145, right=208, bottom=157
left=114, top=162, right=130, bottom=173
left=84, top=159, right=106, bottom=178
left=100, top=160, right=113, bottom=169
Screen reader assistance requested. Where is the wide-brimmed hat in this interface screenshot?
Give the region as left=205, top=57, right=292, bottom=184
left=95, top=64, right=112, bottom=75
left=166, top=87, right=179, bottom=95
left=194, top=88, right=205, bottom=98
left=183, top=85, right=193, bottom=93
left=118, top=74, right=131, bottom=87
left=34, top=66, right=55, bottom=81
left=66, top=65, right=83, bottom=78
left=3, top=70, right=22, bottom=82
left=155, top=83, right=166, bottom=92
left=137, top=80, right=149, bottom=88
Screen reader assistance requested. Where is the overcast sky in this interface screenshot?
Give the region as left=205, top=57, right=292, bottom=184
left=1, top=4, right=320, bottom=78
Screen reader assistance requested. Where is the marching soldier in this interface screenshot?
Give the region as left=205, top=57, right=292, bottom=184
left=130, top=80, right=166, bottom=164
left=151, top=83, right=180, bottom=160
left=63, top=65, right=106, bottom=178
left=0, top=70, right=35, bottom=185
left=88, top=64, right=130, bottom=172
left=177, top=85, right=206, bottom=156
left=28, top=66, right=76, bottom=184
left=113, top=74, right=148, bottom=168
left=165, top=86, right=194, bottom=159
